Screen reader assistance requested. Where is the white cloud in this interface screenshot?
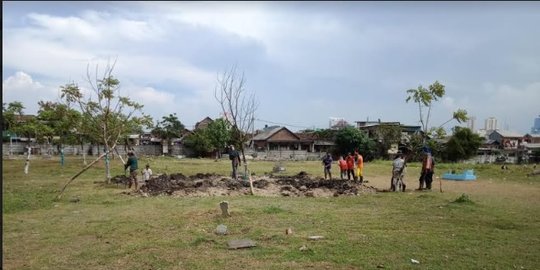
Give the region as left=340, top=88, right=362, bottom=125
left=2, top=72, right=59, bottom=114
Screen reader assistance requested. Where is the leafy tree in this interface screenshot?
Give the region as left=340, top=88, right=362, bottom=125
left=11, top=117, right=52, bottom=144
left=443, top=127, right=483, bottom=162
left=59, top=61, right=152, bottom=192
left=334, top=126, right=375, bottom=160
left=205, top=118, right=232, bottom=159
left=406, top=81, right=469, bottom=142
left=37, top=101, right=82, bottom=146
left=2, top=101, right=25, bottom=132
left=151, top=113, right=185, bottom=155
left=183, top=118, right=232, bottom=158
left=183, top=131, right=213, bottom=157
left=372, top=124, right=402, bottom=159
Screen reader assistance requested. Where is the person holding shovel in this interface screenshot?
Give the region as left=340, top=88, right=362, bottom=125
left=391, top=152, right=406, bottom=191
left=322, top=152, right=333, bottom=180
left=125, top=151, right=139, bottom=191
left=228, top=145, right=241, bottom=180
left=418, top=150, right=435, bottom=190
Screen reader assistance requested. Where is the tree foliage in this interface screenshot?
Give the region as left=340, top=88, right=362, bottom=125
left=151, top=113, right=185, bottom=154
left=37, top=101, right=82, bottom=145
left=443, top=127, right=483, bottom=162
left=372, top=125, right=402, bottom=159
left=206, top=118, right=232, bottom=155
left=406, top=81, right=469, bottom=137
left=183, top=131, right=212, bottom=157
left=334, top=126, right=375, bottom=159
left=183, top=118, right=232, bottom=158
left=151, top=113, right=185, bottom=141
left=2, top=101, right=25, bottom=132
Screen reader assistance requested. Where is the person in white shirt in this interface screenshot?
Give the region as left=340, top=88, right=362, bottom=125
left=391, top=153, right=406, bottom=192
left=142, top=164, right=153, bottom=183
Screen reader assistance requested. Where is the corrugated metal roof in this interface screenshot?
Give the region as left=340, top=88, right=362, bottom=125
left=252, top=126, right=283, bottom=141
left=525, top=143, right=540, bottom=148
left=492, top=130, right=523, bottom=138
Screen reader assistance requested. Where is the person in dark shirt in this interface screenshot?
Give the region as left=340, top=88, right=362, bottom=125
left=322, top=153, right=333, bottom=180
left=124, top=151, right=139, bottom=191
left=228, top=145, right=241, bottom=180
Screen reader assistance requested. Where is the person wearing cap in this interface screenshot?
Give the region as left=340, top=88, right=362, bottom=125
left=228, top=145, right=241, bottom=180
left=125, top=151, right=139, bottom=191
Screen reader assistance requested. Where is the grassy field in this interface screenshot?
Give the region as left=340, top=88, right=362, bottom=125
left=3, top=156, right=540, bottom=269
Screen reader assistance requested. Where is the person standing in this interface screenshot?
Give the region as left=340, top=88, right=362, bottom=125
left=346, top=152, right=355, bottom=180
left=142, top=164, right=153, bottom=182
left=338, top=155, right=348, bottom=180
left=391, top=153, right=406, bottom=191
left=322, top=153, right=333, bottom=180
left=354, top=151, right=364, bottom=183
left=418, top=151, right=435, bottom=190
left=229, top=145, right=241, bottom=180
left=125, top=151, right=139, bottom=191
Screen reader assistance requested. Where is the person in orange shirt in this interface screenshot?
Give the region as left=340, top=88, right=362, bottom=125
left=346, top=153, right=355, bottom=180
left=354, top=150, right=364, bottom=183
left=418, top=151, right=435, bottom=190
left=338, top=155, right=348, bottom=180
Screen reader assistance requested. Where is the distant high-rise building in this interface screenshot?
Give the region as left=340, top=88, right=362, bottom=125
left=485, top=117, right=498, bottom=131
left=467, top=116, right=476, bottom=132
left=532, top=115, right=540, bottom=134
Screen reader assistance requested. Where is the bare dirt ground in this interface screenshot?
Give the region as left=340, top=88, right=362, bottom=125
left=111, top=172, right=378, bottom=198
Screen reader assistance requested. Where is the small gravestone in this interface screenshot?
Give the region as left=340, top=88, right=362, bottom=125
left=228, top=239, right=256, bottom=249
left=215, top=224, right=228, bottom=235
left=220, top=201, right=230, bottom=217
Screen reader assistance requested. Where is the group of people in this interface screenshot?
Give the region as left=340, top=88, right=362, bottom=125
left=322, top=151, right=364, bottom=182
left=390, top=149, right=436, bottom=192
left=123, top=145, right=243, bottom=193
left=124, top=146, right=436, bottom=193
left=124, top=151, right=153, bottom=192
left=322, top=149, right=436, bottom=192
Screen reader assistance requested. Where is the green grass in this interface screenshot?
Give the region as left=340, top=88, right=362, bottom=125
left=3, top=156, right=540, bottom=269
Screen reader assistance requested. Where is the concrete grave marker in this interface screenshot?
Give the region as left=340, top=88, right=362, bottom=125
left=220, top=201, right=230, bottom=217
left=228, top=239, right=257, bottom=249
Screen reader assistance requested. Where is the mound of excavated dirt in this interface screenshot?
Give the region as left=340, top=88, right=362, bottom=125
left=111, top=171, right=378, bottom=198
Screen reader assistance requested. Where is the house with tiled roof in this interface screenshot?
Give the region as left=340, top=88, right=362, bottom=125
left=488, top=130, right=523, bottom=149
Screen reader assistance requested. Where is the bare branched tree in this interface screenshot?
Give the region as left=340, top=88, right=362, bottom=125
left=57, top=59, right=152, bottom=199
left=214, top=66, right=258, bottom=195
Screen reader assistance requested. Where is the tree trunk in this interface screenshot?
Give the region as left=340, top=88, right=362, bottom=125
left=105, top=144, right=111, bottom=183
left=56, top=151, right=109, bottom=200
left=82, top=142, right=87, bottom=166
left=24, top=146, right=31, bottom=174
left=240, top=147, right=254, bottom=195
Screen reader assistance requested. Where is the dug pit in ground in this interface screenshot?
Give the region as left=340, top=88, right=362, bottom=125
left=111, top=171, right=378, bottom=197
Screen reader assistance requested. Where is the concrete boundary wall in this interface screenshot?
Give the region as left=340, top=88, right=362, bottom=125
left=3, top=143, right=324, bottom=161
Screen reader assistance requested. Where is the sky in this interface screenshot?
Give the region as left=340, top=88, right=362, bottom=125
left=3, top=1, right=540, bottom=134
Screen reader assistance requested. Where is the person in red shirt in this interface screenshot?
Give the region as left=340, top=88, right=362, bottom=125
left=346, top=153, right=355, bottom=180
left=338, top=155, right=348, bottom=180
